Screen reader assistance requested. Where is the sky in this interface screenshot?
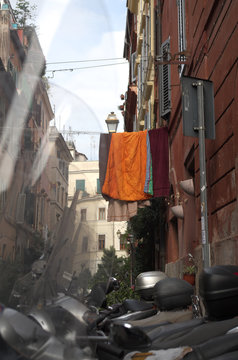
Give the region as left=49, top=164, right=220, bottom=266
left=11, top=0, right=129, bottom=160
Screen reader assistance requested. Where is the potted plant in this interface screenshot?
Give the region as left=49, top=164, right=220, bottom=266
left=183, top=264, right=196, bottom=285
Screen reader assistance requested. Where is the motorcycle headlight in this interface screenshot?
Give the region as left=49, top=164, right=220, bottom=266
left=83, top=310, right=99, bottom=326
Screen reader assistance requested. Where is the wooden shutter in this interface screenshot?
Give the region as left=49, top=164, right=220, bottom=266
left=160, top=38, right=171, bottom=118
left=96, top=178, right=101, bottom=194
left=76, top=179, right=85, bottom=191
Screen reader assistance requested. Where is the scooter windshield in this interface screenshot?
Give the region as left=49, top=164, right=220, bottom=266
left=0, top=0, right=129, bottom=358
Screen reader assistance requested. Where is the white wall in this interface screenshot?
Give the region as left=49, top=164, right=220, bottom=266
left=68, top=157, right=127, bottom=276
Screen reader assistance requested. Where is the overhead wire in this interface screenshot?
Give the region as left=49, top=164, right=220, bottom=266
left=46, top=57, right=125, bottom=65
left=45, top=61, right=128, bottom=76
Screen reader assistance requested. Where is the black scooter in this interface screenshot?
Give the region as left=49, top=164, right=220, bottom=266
left=97, top=265, right=238, bottom=360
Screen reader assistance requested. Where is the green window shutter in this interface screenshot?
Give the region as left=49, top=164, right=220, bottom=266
left=97, top=178, right=101, bottom=194
left=76, top=179, right=85, bottom=191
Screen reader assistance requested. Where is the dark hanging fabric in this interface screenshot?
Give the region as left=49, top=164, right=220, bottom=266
left=99, top=133, right=112, bottom=201
left=148, top=127, right=170, bottom=198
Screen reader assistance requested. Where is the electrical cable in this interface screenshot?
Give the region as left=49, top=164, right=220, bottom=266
left=45, top=61, right=128, bottom=73
left=46, top=57, right=125, bottom=65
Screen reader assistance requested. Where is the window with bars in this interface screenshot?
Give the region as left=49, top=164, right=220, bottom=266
left=160, top=38, right=171, bottom=119
left=98, top=234, right=105, bottom=250
left=98, top=207, right=106, bottom=220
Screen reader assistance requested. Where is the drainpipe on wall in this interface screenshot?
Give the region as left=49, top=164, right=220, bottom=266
left=155, top=0, right=162, bottom=127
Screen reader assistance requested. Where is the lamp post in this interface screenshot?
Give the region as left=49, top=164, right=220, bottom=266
left=105, top=111, right=119, bottom=133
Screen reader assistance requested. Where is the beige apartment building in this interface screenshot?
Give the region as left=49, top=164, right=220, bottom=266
left=67, top=143, right=127, bottom=276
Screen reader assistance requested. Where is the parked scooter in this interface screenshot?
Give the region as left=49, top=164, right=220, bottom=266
left=0, top=304, right=96, bottom=360
left=97, top=265, right=238, bottom=360
left=0, top=272, right=160, bottom=359
left=96, top=271, right=168, bottom=332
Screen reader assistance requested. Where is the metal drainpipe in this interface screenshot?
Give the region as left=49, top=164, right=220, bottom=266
left=156, top=0, right=162, bottom=127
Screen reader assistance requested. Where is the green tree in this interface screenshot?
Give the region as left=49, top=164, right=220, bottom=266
left=91, top=247, right=139, bottom=306
left=13, top=0, right=37, bottom=27
left=128, top=197, right=166, bottom=274
left=91, top=246, right=124, bottom=285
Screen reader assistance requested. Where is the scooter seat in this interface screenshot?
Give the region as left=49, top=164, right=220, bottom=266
left=122, top=299, right=154, bottom=312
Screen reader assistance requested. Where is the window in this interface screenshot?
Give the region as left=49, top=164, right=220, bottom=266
left=177, top=0, right=186, bottom=75
left=24, top=127, right=33, bottom=150
left=1, top=244, right=6, bottom=260
left=98, top=207, right=106, bottom=220
left=40, top=197, right=45, bottom=224
left=61, top=187, right=64, bottom=206
left=16, top=193, right=26, bottom=224
left=98, top=234, right=105, bottom=250
left=35, top=103, right=42, bottom=126
left=82, top=237, right=88, bottom=253
left=96, top=178, right=101, bottom=194
left=160, top=38, right=171, bottom=119
left=0, top=97, right=5, bottom=132
left=7, top=59, right=17, bottom=84
left=81, top=208, right=87, bottom=221
left=76, top=179, right=85, bottom=191
left=120, top=235, right=126, bottom=250
left=56, top=183, right=60, bottom=202
left=24, top=190, right=35, bottom=226
left=0, top=183, right=7, bottom=212
left=130, top=51, right=136, bottom=83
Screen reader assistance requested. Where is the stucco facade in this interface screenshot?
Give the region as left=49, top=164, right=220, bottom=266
left=68, top=152, right=127, bottom=276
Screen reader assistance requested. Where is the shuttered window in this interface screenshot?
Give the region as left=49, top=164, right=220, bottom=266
left=177, top=0, right=186, bottom=75
left=96, top=178, right=101, bottom=194
left=130, top=52, right=136, bottom=83
left=76, top=179, right=85, bottom=191
left=177, top=0, right=186, bottom=52
left=160, top=38, right=171, bottom=119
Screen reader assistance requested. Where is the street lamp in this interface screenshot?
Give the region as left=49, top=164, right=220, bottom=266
left=105, top=111, right=119, bottom=133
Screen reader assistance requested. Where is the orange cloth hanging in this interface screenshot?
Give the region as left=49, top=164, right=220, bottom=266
left=102, top=131, right=152, bottom=201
